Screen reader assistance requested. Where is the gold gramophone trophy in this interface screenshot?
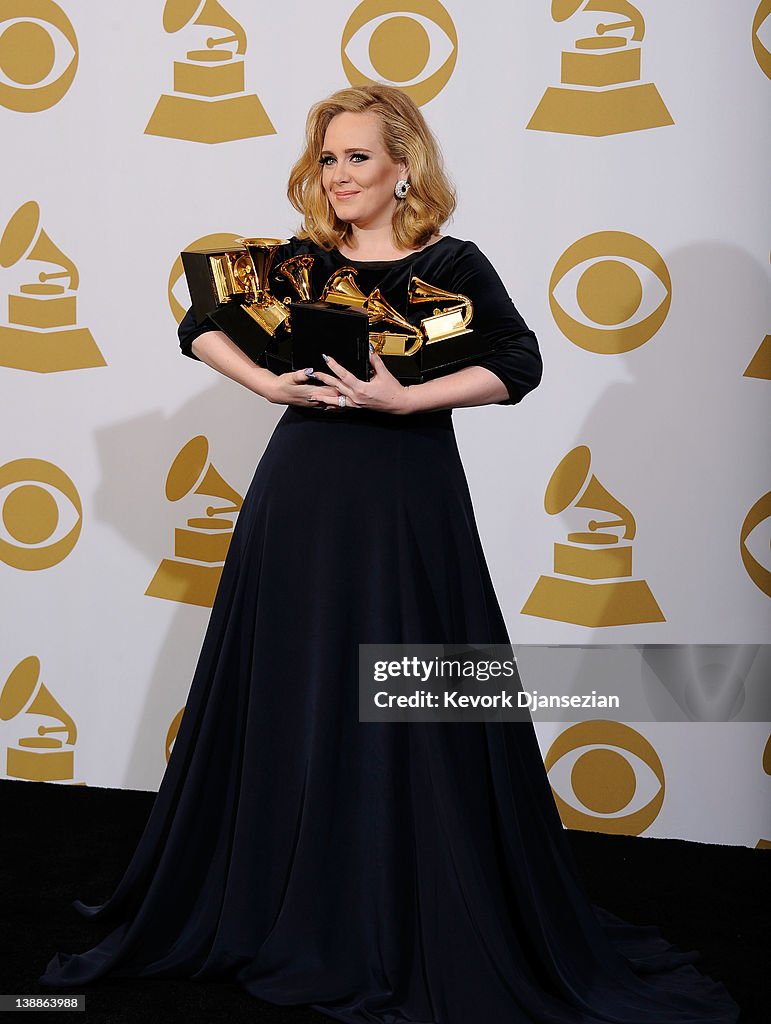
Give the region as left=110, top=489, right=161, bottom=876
left=1, top=656, right=82, bottom=783
left=319, top=268, right=423, bottom=354
left=288, top=265, right=371, bottom=379
left=408, top=276, right=473, bottom=343
left=181, top=247, right=493, bottom=382
left=298, top=265, right=492, bottom=382
left=403, top=274, right=488, bottom=379
left=521, top=445, right=664, bottom=626
left=320, top=267, right=368, bottom=308
left=181, top=237, right=290, bottom=365
left=276, top=254, right=315, bottom=304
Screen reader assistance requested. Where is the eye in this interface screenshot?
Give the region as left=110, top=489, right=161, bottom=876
left=168, top=231, right=245, bottom=324
left=740, top=490, right=771, bottom=597
left=549, top=230, right=672, bottom=354
left=544, top=720, right=665, bottom=835
left=0, top=458, right=82, bottom=570
left=0, top=6, right=79, bottom=113
left=753, top=0, right=771, bottom=79
left=342, top=0, right=458, bottom=106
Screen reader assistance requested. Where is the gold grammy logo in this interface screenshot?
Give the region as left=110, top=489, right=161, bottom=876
left=745, top=336, right=771, bottom=379
left=342, top=0, right=457, bottom=106
left=758, top=733, right=771, bottom=850
left=527, top=1, right=673, bottom=136
left=753, top=0, right=771, bottom=80
left=740, top=491, right=771, bottom=599
left=0, top=1, right=78, bottom=112
left=168, top=231, right=245, bottom=323
left=521, top=445, right=664, bottom=626
left=545, top=720, right=665, bottom=835
left=744, top=252, right=771, bottom=380
left=550, top=231, right=671, bottom=353
left=0, top=202, right=104, bottom=373
left=165, top=706, right=185, bottom=763
left=0, top=458, right=82, bottom=570
left=0, top=656, right=83, bottom=784
left=145, top=0, right=275, bottom=144
left=146, top=435, right=243, bottom=608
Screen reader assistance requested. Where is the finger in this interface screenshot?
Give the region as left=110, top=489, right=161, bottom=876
left=314, top=391, right=355, bottom=408
left=312, top=370, right=351, bottom=394
left=293, top=367, right=317, bottom=383
left=369, top=349, right=392, bottom=377
left=321, top=353, right=360, bottom=384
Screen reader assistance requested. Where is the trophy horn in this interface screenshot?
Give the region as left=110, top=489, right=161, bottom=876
left=320, top=267, right=369, bottom=308
left=408, top=276, right=473, bottom=327
left=276, top=254, right=315, bottom=302
left=235, top=237, right=290, bottom=335
left=366, top=288, right=423, bottom=357
left=238, top=238, right=285, bottom=300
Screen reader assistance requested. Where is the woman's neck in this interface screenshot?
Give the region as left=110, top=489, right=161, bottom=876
left=337, top=225, right=441, bottom=261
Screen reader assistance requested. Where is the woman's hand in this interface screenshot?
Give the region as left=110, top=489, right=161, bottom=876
left=266, top=367, right=342, bottom=409
left=311, top=349, right=414, bottom=414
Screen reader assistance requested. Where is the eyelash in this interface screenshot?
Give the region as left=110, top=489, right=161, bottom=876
left=318, top=153, right=369, bottom=167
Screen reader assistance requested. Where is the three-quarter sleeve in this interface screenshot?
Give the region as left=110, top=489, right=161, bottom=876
left=178, top=304, right=217, bottom=361
left=451, top=242, right=542, bottom=406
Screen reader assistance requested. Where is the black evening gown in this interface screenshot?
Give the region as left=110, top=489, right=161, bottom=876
left=39, top=237, right=740, bottom=1023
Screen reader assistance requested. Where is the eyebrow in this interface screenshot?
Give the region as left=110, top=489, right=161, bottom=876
left=320, top=147, right=374, bottom=155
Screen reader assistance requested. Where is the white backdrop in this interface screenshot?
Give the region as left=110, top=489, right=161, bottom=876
left=0, top=1, right=769, bottom=847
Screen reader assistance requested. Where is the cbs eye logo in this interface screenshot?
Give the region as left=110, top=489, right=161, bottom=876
left=168, top=232, right=244, bottom=324
left=740, top=490, right=771, bottom=598
left=0, top=0, right=78, bottom=113
left=550, top=231, right=672, bottom=354
left=753, top=0, right=771, bottom=80
left=544, top=720, right=665, bottom=835
left=0, top=458, right=82, bottom=570
left=342, top=0, right=457, bottom=106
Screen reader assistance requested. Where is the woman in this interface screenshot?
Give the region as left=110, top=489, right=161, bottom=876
left=39, top=85, right=739, bottom=1023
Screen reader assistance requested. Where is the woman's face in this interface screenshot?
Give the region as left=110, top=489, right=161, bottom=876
left=320, top=111, right=408, bottom=232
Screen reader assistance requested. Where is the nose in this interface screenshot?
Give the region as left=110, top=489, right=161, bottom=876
left=331, top=162, right=351, bottom=186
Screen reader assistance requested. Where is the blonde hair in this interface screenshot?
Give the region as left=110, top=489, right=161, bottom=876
left=287, top=84, right=456, bottom=251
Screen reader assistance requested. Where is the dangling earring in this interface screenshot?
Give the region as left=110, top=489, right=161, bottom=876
left=394, top=179, right=411, bottom=199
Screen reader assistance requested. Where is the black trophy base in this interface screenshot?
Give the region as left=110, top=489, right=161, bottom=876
left=382, top=334, right=494, bottom=384
left=207, top=301, right=273, bottom=367
left=290, top=302, right=370, bottom=382
left=264, top=333, right=293, bottom=375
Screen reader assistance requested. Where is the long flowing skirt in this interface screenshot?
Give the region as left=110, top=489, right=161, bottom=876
left=39, top=405, right=739, bottom=1023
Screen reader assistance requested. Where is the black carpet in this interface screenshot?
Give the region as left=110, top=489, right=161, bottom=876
left=2, top=778, right=767, bottom=1023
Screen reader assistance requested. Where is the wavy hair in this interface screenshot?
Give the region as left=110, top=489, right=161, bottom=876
left=287, top=84, right=456, bottom=251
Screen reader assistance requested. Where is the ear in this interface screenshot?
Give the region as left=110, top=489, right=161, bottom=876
left=398, top=158, right=409, bottom=180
